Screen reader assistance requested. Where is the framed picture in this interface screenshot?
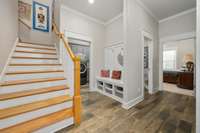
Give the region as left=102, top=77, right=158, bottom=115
left=33, top=1, right=49, bottom=32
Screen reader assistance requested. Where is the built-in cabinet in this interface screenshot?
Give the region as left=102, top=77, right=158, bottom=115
left=96, top=43, right=124, bottom=103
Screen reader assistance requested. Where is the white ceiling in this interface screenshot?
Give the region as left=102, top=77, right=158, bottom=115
left=61, top=0, right=196, bottom=22
left=61, top=0, right=123, bottom=22
left=140, top=0, right=196, bottom=20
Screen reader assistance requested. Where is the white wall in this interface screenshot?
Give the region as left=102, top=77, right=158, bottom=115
left=60, top=6, right=106, bottom=90
left=164, top=39, right=195, bottom=70
left=123, top=0, right=159, bottom=104
left=159, top=10, right=196, bottom=38
left=105, top=15, right=123, bottom=46
left=196, top=1, right=200, bottom=133
left=0, top=0, right=18, bottom=73
left=19, top=0, right=54, bottom=45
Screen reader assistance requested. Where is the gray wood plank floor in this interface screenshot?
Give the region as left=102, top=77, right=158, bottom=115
left=57, top=87, right=195, bottom=133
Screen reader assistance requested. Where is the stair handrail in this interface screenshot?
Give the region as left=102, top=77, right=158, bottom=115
left=52, top=22, right=81, bottom=125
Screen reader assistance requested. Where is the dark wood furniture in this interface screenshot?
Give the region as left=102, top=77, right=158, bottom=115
left=163, top=70, right=194, bottom=90
left=163, top=71, right=178, bottom=84
left=177, top=71, right=194, bottom=90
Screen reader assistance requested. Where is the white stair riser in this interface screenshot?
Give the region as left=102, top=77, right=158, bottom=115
left=3, top=72, right=64, bottom=81
left=19, top=43, right=55, bottom=49
left=13, top=53, right=57, bottom=58
left=0, top=102, right=72, bottom=129
left=0, top=90, right=70, bottom=109
left=15, top=47, right=56, bottom=53
left=0, top=80, right=68, bottom=94
left=34, top=117, right=74, bottom=133
left=8, top=66, right=63, bottom=71
left=10, top=59, right=59, bottom=64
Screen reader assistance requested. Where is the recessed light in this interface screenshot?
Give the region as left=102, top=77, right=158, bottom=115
left=88, top=0, right=94, bottom=4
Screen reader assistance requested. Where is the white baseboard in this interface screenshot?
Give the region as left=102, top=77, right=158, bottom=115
left=0, top=38, right=18, bottom=82
left=122, top=95, right=144, bottom=110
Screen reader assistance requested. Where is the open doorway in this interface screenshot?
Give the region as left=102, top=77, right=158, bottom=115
left=160, top=37, right=196, bottom=96
left=69, top=43, right=90, bottom=88
left=142, top=31, right=153, bottom=96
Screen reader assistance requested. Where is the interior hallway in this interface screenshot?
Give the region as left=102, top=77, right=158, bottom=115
left=57, top=88, right=195, bottom=133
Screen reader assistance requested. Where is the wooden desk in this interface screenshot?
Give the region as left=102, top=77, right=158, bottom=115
left=177, top=71, right=194, bottom=90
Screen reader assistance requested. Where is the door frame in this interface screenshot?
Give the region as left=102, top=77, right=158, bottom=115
left=64, top=30, right=94, bottom=91
left=141, top=31, right=154, bottom=96
left=159, top=32, right=196, bottom=91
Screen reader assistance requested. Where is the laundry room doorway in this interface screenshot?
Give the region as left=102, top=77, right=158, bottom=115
left=69, top=41, right=91, bottom=89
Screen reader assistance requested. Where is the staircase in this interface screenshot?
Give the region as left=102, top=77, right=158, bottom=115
left=0, top=41, right=81, bottom=132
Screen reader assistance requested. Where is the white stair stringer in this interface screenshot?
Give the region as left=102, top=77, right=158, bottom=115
left=3, top=72, right=64, bottom=81
left=0, top=101, right=72, bottom=129
left=34, top=117, right=74, bottom=133
left=0, top=42, right=74, bottom=132
left=13, top=52, right=58, bottom=58
left=8, top=65, right=63, bottom=71
left=15, top=47, right=57, bottom=53
left=10, top=58, right=59, bottom=64
left=0, top=89, right=70, bottom=109
left=0, top=79, right=68, bottom=94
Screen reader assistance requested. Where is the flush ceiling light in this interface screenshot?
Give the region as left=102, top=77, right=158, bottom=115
left=88, top=0, right=94, bottom=4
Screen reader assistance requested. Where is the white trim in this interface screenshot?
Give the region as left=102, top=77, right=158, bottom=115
left=160, top=32, right=196, bottom=43
left=105, top=41, right=124, bottom=48
left=105, top=13, right=123, bottom=26
left=64, top=30, right=92, bottom=43
left=159, top=8, right=196, bottom=23
left=135, top=0, right=158, bottom=21
left=159, top=32, right=196, bottom=92
left=0, top=38, right=18, bottom=82
left=141, top=31, right=154, bottom=96
left=61, top=5, right=105, bottom=26
left=122, top=95, right=144, bottom=109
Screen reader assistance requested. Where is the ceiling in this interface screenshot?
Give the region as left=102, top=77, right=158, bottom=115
left=61, top=0, right=123, bottom=22
left=140, top=0, right=196, bottom=20
left=61, top=0, right=196, bottom=23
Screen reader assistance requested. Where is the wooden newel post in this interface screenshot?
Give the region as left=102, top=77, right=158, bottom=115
left=73, top=57, right=81, bottom=125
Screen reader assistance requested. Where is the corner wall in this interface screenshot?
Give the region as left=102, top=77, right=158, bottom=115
left=0, top=0, right=18, bottom=73
left=123, top=0, right=159, bottom=105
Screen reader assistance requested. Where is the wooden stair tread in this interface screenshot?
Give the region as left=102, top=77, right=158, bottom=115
left=0, top=109, right=73, bottom=133
left=15, top=50, right=57, bottom=55
left=12, top=56, right=58, bottom=60
left=6, top=70, right=64, bottom=75
left=19, top=42, right=55, bottom=47
left=16, top=45, right=56, bottom=51
left=0, top=95, right=72, bottom=119
left=9, top=63, right=62, bottom=66
left=0, top=85, right=69, bottom=101
left=0, top=77, right=66, bottom=86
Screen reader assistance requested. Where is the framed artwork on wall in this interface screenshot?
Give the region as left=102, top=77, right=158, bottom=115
left=33, top=1, right=49, bottom=32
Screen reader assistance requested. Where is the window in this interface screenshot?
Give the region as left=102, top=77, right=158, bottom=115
left=163, top=49, right=177, bottom=70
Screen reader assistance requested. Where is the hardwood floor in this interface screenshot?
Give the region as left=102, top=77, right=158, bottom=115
left=57, top=87, right=195, bottom=133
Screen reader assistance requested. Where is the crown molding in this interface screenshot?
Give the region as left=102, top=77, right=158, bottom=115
left=105, top=13, right=123, bottom=26
left=61, top=5, right=105, bottom=25
left=159, top=8, right=196, bottom=23
left=135, top=0, right=158, bottom=21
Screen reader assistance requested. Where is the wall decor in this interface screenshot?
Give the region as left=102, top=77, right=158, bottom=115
left=18, top=0, right=32, bottom=27
left=33, top=1, right=49, bottom=32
